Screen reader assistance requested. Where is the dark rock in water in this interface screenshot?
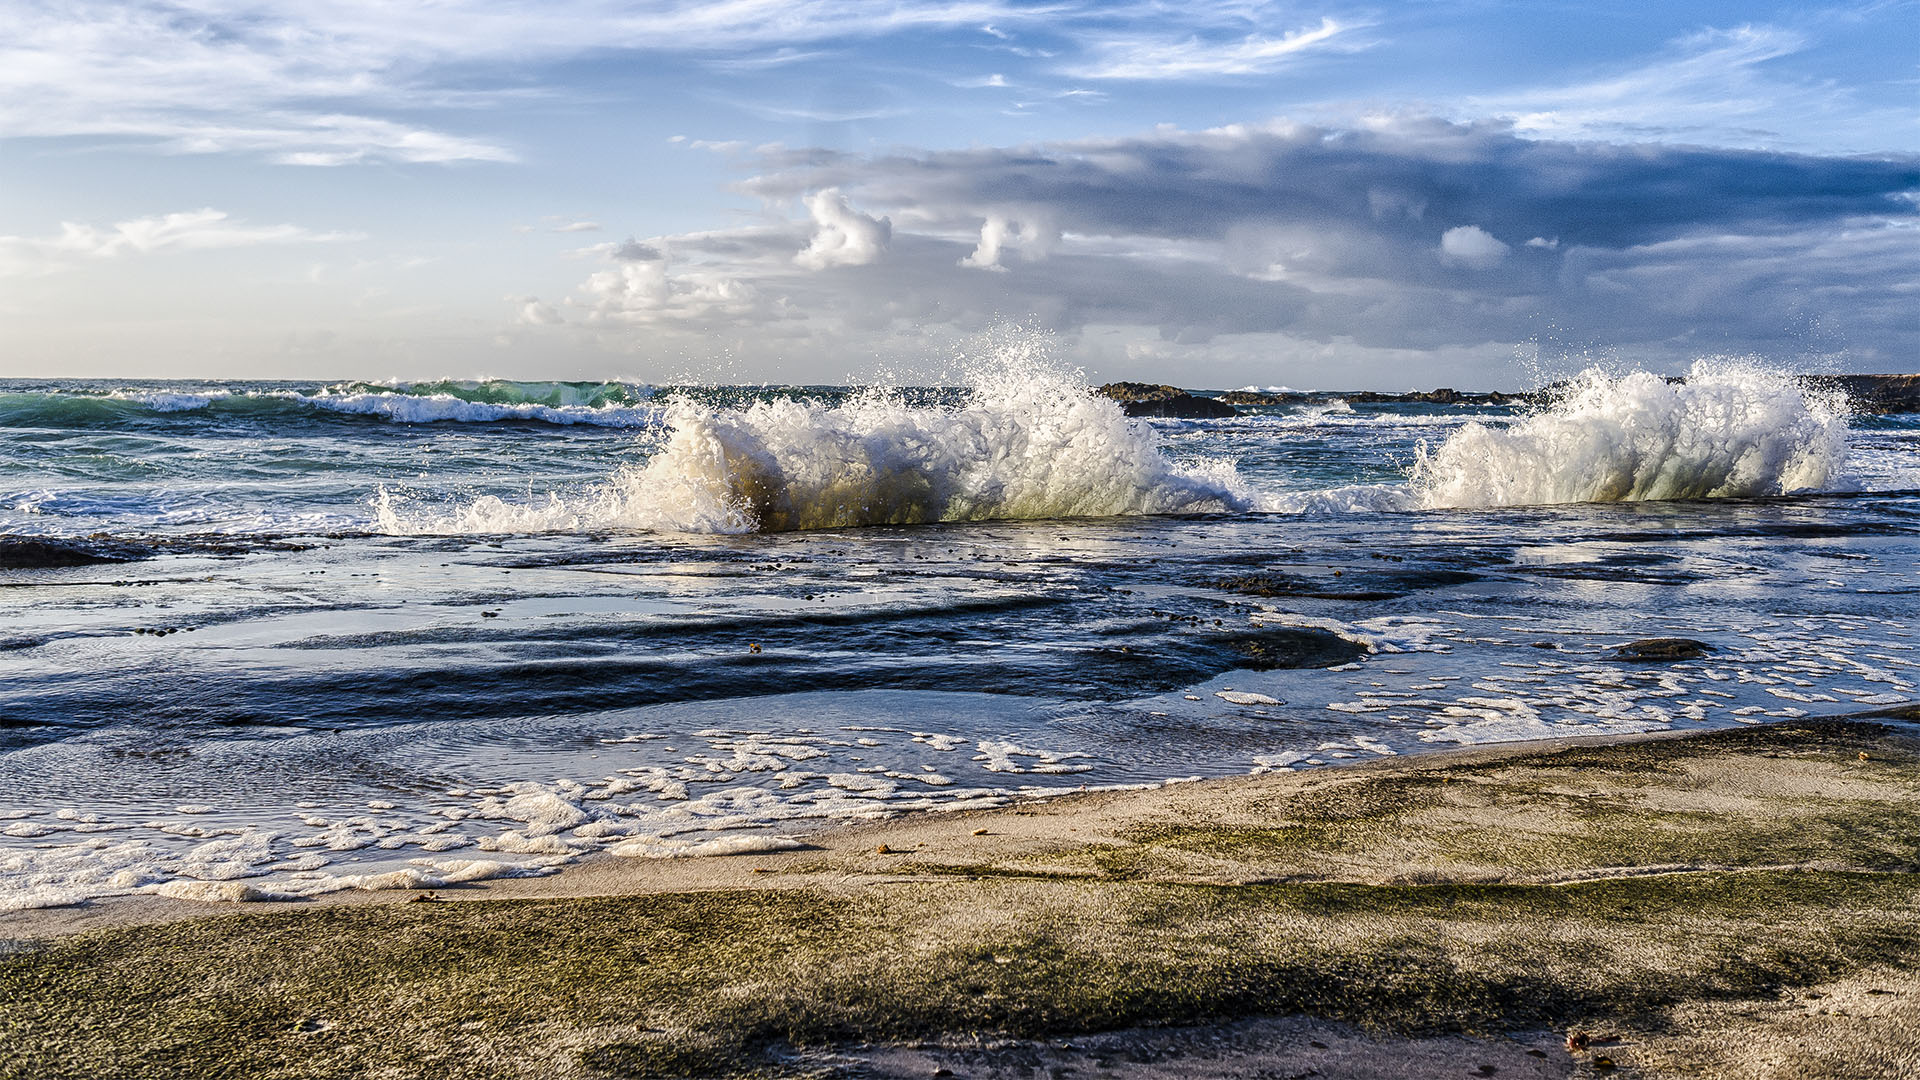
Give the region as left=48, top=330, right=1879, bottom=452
left=1218, top=389, right=1312, bottom=406
left=0, top=537, right=144, bottom=570
left=1222, top=387, right=1537, bottom=408
left=1097, top=383, right=1237, bottom=419
left=1220, top=627, right=1369, bottom=670
left=1208, top=569, right=1482, bottom=602
left=1612, top=638, right=1714, bottom=662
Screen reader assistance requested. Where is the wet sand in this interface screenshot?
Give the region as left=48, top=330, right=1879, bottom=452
left=4, top=713, right=1918, bottom=1078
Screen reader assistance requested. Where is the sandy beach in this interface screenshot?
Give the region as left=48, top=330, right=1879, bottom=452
left=5, top=712, right=1917, bottom=1079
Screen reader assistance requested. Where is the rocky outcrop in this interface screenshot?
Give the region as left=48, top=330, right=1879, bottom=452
left=1123, top=374, right=1920, bottom=415
left=1221, top=387, right=1535, bottom=407
left=1097, top=383, right=1238, bottom=419
left=1218, top=390, right=1311, bottom=406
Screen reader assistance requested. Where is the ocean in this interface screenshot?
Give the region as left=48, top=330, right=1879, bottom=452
left=3, top=356, right=1917, bottom=909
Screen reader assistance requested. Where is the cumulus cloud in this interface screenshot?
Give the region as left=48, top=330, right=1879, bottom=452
left=511, top=296, right=564, bottom=325
left=0, top=208, right=351, bottom=276
left=1438, top=225, right=1509, bottom=269
left=959, top=214, right=1059, bottom=270
left=793, top=189, right=891, bottom=270
left=574, top=247, right=764, bottom=327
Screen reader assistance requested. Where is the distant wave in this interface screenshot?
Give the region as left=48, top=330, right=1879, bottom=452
left=292, top=388, right=659, bottom=426
left=0, top=381, right=661, bottom=427
left=1409, top=362, right=1852, bottom=508
left=375, top=358, right=1254, bottom=535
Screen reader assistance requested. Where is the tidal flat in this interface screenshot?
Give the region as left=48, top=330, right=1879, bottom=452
left=3, top=714, right=1917, bottom=1079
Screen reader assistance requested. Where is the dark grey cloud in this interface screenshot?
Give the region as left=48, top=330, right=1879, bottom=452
left=744, top=118, right=1918, bottom=250
left=546, top=117, right=1918, bottom=384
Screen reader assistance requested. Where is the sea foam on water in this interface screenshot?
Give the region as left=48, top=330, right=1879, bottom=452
left=1410, top=362, right=1852, bottom=508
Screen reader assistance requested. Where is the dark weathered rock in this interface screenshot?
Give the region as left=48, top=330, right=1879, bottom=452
left=1612, top=638, right=1714, bottom=662
left=0, top=537, right=142, bottom=570
left=1098, top=383, right=1237, bottom=419
left=1218, top=390, right=1311, bottom=406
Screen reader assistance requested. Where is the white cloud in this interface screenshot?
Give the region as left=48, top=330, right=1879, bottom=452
left=1068, top=17, right=1353, bottom=80
left=794, top=189, right=891, bottom=270
left=0, top=3, right=1387, bottom=165
left=576, top=254, right=760, bottom=326
left=1460, top=24, right=1907, bottom=153
left=552, top=221, right=602, bottom=233
left=0, top=208, right=351, bottom=276
left=0, top=1, right=1049, bottom=164
left=1438, top=225, right=1509, bottom=269
left=511, top=296, right=564, bottom=325
left=960, top=214, right=1059, bottom=270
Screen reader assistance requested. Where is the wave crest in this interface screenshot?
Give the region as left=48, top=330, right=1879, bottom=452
left=1410, top=363, right=1851, bottom=509
left=375, top=363, right=1253, bottom=535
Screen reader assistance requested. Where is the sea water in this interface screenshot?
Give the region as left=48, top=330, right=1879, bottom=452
left=2, top=356, right=1916, bottom=910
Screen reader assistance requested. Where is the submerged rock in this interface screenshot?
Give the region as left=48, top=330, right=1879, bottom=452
left=1097, top=383, right=1237, bottom=419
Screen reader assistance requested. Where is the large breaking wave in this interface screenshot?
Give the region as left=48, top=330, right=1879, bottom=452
left=375, top=362, right=1254, bottom=535
left=1409, top=363, right=1852, bottom=508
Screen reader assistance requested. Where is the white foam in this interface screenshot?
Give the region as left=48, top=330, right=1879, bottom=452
left=112, top=390, right=231, bottom=412
left=1411, top=362, right=1851, bottom=508
left=374, top=353, right=1253, bottom=535
left=294, top=390, right=662, bottom=427
left=1216, top=690, right=1283, bottom=706
left=152, top=880, right=295, bottom=903
left=610, top=834, right=805, bottom=859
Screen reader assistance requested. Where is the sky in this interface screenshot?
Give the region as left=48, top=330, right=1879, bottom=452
left=1, top=0, right=1915, bottom=389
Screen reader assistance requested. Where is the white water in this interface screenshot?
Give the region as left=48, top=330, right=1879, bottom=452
left=373, top=358, right=1862, bottom=537
left=98, top=384, right=663, bottom=425
left=1411, top=363, right=1851, bottom=509
left=376, top=361, right=1254, bottom=535
left=295, top=390, right=663, bottom=426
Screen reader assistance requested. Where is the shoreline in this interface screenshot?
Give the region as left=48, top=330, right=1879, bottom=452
left=0, top=719, right=1758, bottom=943
left=5, top=713, right=1918, bottom=1078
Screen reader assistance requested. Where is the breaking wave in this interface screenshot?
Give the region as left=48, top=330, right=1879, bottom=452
left=1410, top=362, right=1852, bottom=508
left=375, top=361, right=1254, bottom=535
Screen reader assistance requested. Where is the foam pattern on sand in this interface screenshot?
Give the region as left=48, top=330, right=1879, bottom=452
left=5, top=614, right=1914, bottom=911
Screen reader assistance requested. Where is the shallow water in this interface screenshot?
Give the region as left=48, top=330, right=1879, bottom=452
left=3, top=365, right=1917, bottom=909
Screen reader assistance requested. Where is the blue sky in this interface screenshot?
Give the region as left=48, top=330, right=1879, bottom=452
left=1, top=0, right=1914, bottom=388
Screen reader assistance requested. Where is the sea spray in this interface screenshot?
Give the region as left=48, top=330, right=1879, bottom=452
left=374, top=357, right=1253, bottom=535
left=1410, top=362, right=1851, bottom=508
